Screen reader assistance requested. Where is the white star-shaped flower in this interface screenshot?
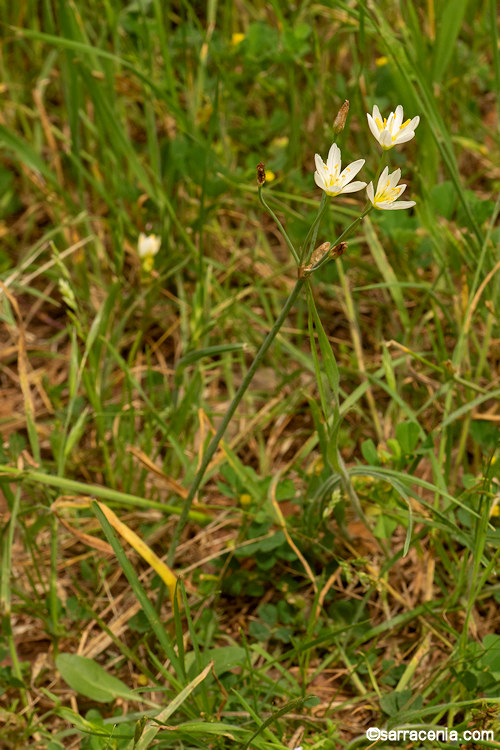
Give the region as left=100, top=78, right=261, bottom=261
left=367, top=105, right=419, bottom=150
left=366, top=167, right=415, bottom=210
left=314, top=143, right=366, bottom=197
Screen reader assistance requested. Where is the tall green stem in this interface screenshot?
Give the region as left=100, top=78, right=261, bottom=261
left=167, top=277, right=305, bottom=565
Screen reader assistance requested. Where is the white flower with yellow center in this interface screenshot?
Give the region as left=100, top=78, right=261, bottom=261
left=314, top=143, right=366, bottom=197
left=138, top=233, right=161, bottom=259
left=366, top=167, right=415, bottom=210
left=367, top=105, right=419, bottom=150
left=138, top=233, right=161, bottom=274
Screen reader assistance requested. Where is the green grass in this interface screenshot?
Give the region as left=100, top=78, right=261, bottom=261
left=0, top=1, right=499, bottom=748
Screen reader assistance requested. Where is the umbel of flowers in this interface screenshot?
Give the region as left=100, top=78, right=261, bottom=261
left=314, top=104, right=418, bottom=211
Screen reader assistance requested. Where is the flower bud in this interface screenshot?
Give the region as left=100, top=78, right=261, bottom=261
left=257, top=162, right=266, bottom=186
left=333, top=100, right=349, bottom=134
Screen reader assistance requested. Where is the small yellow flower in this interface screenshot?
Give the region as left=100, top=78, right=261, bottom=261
left=375, top=56, right=388, bottom=66
left=367, top=104, right=420, bottom=150
left=265, top=169, right=276, bottom=182
left=271, top=136, right=289, bottom=148
left=314, top=143, right=366, bottom=197
left=366, top=167, right=415, bottom=211
left=231, top=33, right=245, bottom=46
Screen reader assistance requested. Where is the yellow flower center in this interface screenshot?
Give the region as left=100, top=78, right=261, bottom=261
left=376, top=179, right=397, bottom=204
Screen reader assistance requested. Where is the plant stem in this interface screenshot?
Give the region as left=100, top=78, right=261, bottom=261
left=258, top=186, right=300, bottom=265
left=167, top=276, right=306, bottom=565
left=310, top=206, right=372, bottom=273
left=167, top=203, right=371, bottom=564
left=301, top=193, right=328, bottom=265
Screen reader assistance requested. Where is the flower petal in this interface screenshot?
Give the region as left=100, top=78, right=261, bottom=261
left=393, top=105, right=404, bottom=130
left=388, top=168, right=402, bottom=188
left=314, top=171, right=327, bottom=191
left=326, top=143, right=341, bottom=174
left=377, top=199, right=415, bottom=210
left=372, top=105, right=382, bottom=125
left=386, top=110, right=396, bottom=133
left=340, top=158, right=365, bottom=181
left=366, top=182, right=375, bottom=204
left=379, top=130, right=393, bottom=149
left=394, top=130, right=416, bottom=145
left=315, top=153, right=327, bottom=173
left=340, top=180, right=367, bottom=193
left=376, top=166, right=390, bottom=193
left=367, top=113, right=380, bottom=141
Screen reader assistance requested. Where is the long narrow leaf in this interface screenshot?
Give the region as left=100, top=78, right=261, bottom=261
left=92, top=501, right=182, bottom=674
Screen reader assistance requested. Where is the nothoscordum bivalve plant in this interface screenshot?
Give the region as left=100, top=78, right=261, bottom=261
left=366, top=167, right=416, bottom=211
left=367, top=104, right=419, bottom=150
left=167, top=101, right=420, bottom=569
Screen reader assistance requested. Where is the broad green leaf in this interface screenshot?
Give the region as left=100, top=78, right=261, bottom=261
left=430, top=181, right=456, bottom=220
left=482, top=635, right=500, bottom=673
left=361, top=439, right=379, bottom=465
left=396, top=421, right=421, bottom=454
left=56, top=653, right=153, bottom=705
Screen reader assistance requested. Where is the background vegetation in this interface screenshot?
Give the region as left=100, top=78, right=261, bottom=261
left=0, top=1, right=499, bottom=748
